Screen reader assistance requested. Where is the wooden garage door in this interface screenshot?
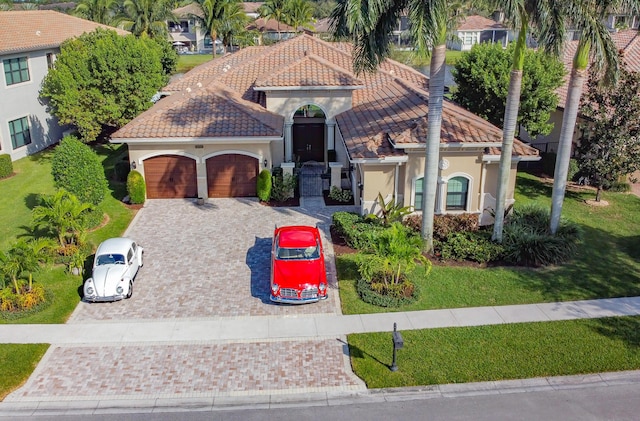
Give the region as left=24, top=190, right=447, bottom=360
left=143, top=155, right=197, bottom=199
left=206, top=154, right=258, bottom=198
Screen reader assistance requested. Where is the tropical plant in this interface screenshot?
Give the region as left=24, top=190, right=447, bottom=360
left=259, top=0, right=289, bottom=39
left=328, top=186, right=353, bottom=203
left=270, top=173, right=296, bottom=202
left=549, top=0, right=627, bottom=233
left=371, top=192, right=412, bottom=226
left=73, top=0, right=120, bottom=25
left=332, top=0, right=448, bottom=253
left=576, top=62, right=640, bottom=202
left=285, top=0, right=314, bottom=32
left=32, top=190, right=94, bottom=249
left=120, top=0, right=176, bottom=39
left=192, top=0, right=248, bottom=56
left=489, top=0, right=566, bottom=243
left=0, top=238, right=54, bottom=295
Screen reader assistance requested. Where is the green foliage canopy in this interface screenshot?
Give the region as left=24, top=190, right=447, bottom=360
left=451, top=42, right=565, bottom=137
left=40, top=29, right=171, bottom=142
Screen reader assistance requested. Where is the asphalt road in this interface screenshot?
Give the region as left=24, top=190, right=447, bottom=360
left=21, top=382, right=640, bottom=421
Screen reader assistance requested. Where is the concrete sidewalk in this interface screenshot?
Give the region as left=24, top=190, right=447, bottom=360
left=2, top=296, right=640, bottom=344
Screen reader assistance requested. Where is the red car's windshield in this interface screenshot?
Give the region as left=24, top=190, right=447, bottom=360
left=276, top=245, right=320, bottom=260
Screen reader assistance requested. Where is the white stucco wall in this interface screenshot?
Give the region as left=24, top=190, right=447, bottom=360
left=0, top=49, right=66, bottom=161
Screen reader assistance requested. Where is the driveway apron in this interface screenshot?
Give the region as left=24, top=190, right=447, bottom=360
left=7, top=199, right=366, bottom=402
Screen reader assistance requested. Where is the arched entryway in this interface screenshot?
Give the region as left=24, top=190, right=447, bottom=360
left=292, top=104, right=326, bottom=163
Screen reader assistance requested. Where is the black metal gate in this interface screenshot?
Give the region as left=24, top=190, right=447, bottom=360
left=299, top=163, right=324, bottom=197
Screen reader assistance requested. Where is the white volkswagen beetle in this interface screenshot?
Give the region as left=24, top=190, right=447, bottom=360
left=83, top=237, right=143, bottom=302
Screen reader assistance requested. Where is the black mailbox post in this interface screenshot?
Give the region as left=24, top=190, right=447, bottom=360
left=390, top=322, right=403, bottom=372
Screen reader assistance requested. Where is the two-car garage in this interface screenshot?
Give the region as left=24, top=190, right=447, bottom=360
left=143, top=154, right=258, bottom=199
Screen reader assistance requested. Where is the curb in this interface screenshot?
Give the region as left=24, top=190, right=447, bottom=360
left=2, top=370, right=640, bottom=417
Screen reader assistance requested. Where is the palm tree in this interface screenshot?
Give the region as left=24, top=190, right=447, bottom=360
left=121, top=0, right=176, bottom=39
left=285, top=0, right=314, bottom=32
left=549, top=0, right=629, bottom=233
left=0, top=249, right=22, bottom=295
left=192, top=0, right=246, bottom=56
left=32, top=190, right=94, bottom=249
left=489, top=0, right=570, bottom=242
left=331, top=0, right=448, bottom=253
left=73, top=0, right=120, bottom=25
left=259, top=0, right=289, bottom=40
left=213, top=1, right=251, bottom=52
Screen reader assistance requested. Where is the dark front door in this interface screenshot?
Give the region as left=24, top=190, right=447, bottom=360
left=293, top=123, right=324, bottom=162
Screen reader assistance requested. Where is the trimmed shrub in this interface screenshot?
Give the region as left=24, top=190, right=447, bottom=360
left=126, top=170, right=146, bottom=204
left=356, top=277, right=419, bottom=307
left=328, top=186, right=353, bottom=203
left=404, top=213, right=479, bottom=239
left=257, top=169, right=272, bottom=202
left=439, top=230, right=504, bottom=263
left=113, top=161, right=131, bottom=182
left=51, top=136, right=108, bottom=206
left=0, top=154, right=12, bottom=179
left=332, top=212, right=385, bottom=251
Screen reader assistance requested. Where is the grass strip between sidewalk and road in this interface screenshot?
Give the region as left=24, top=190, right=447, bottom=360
left=0, top=344, right=49, bottom=401
left=349, top=316, right=640, bottom=388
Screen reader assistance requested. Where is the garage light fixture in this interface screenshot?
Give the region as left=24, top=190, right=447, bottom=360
left=263, top=159, right=268, bottom=167
left=130, top=161, right=137, bottom=170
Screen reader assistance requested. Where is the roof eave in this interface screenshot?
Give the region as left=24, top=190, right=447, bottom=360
left=253, top=85, right=364, bottom=91
left=483, top=155, right=541, bottom=162
left=110, top=136, right=283, bottom=144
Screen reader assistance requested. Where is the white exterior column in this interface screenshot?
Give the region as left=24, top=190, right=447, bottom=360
left=284, top=121, right=293, bottom=162
left=329, top=162, right=342, bottom=189
left=436, top=177, right=447, bottom=214
left=327, top=120, right=336, bottom=150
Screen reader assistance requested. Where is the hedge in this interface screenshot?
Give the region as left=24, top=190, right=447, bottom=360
left=0, top=154, right=12, bottom=179
left=126, top=170, right=146, bottom=204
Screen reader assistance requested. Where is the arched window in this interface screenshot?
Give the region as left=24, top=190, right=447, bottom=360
left=446, top=177, right=469, bottom=210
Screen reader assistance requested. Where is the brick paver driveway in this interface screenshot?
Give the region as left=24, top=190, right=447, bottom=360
left=70, top=198, right=344, bottom=321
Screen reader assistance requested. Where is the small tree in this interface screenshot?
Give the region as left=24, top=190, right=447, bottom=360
left=577, top=64, right=640, bottom=202
left=0, top=154, right=12, bottom=179
left=51, top=135, right=108, bottom=206
left=452, top=42, right=565, bottom=137
left=40, top=29, right=169, bottom=141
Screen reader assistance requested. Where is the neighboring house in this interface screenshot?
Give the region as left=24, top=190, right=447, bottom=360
left=170, top=3, right=208, bottom=53
left=247, top=18, right=297, bottom=43
left=242, top=2, right=263, bottom=19
left=0, top=10, right=128, bottom=162
left=520, top=29, right=640, bottom=153
left=111, top=34, right=539, bottom=224
left=448, top=15, right=510, bottom=51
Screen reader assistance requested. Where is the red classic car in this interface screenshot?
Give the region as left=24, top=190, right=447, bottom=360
left=270, top=225, right=328, bottom=304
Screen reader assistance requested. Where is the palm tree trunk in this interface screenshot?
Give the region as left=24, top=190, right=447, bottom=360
left=421, top=43, right=446, bottom=253
left=492, top=17, right=527, bottom=243
left=550, top=39, right=590, bottom=234
left=422, top=44, right=446, bottom=253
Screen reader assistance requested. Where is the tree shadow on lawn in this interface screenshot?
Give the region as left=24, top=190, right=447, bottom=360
left=591, top=316, right=640, bottom=349
left=516, top=174, right=587, bottom=203
left=515, top=224, right=640, bottom=302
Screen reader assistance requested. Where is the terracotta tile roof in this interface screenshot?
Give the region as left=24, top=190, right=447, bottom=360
left=557, top=29, right=640, bottom=106
left=119, top=33, right=532, bottom=160
left=112, top=83, right=283, bottom=139
left=312, top=18, right=331, bottom=33
left=457, top=15, right=505, bottom=31
left=243, top=2, right=264, bottom=13
left=0, top=10, right=128, bottom=55
left=247, top=18, right=295, bottom=32
left=254, top=53, right=363, bottom=88
left=173, top=3, right=203, bottom=18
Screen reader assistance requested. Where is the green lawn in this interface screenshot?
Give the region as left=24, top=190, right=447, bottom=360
left=339, top=172, right=640, bottom=314
left=176, top=54, right=214, bottom=73
left=0, top=344, right=49, bottom=401
left=0, top=142, right=135, bottom=324
left=388, top=49, right=465, bottom=68
left=349, top=316, right=640, bottom=388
